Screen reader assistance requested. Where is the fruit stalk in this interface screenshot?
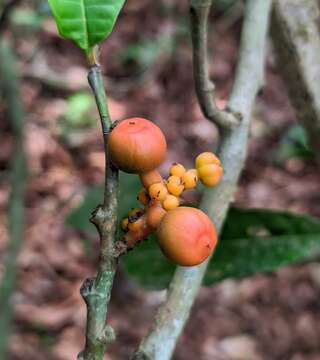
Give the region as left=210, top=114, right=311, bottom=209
left=78, top=52, right=119, bottom=360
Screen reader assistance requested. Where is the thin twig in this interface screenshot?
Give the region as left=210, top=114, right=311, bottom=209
left=190, top=0, right=241, bottom=130
left=78, top=59, right=119, bottom=360
left=132, top=0, right=272, bottom=358
left=0, top=39, right=26, bottom=359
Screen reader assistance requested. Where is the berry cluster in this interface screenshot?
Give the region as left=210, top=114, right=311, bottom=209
left=109, top=117, right=223, bottom=266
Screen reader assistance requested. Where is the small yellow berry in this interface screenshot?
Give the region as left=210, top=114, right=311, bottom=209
left=169, top=163, right=186, bottom=178
left=128, top=208, right=144, bottom=218
left=162, top=194, right=180, bottom=210
left=195, top=152, right=221, bottom=169
left=121, top=218, right=129, bottom=231
left=166, top=175, right=184, bottom=196
left=182, top=169, right=198, bottom=189
left=149, top=182, right=168, bottom=201
left=137, top=188, right=150, bottom=206
left=198, top=164, right=223, bottom=187
left=128, top=217, right=144, bottom=232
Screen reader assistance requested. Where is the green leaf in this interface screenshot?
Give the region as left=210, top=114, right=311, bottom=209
left=10, top=8, right=43, bottom=31
left=204, top=208, right=320, bottom=284
left=64, top=92, right=95, bottom=127
left=121, top=234, right=175, bottom=290
left=67, top=184, right=320, bottom=290
left=273, top=124, right=314, bottom=163
left=123, top=208, right=320, bottom=289
left=48, top=0, right=125, bottom=53
left=118, top=35, right=174, bottom=69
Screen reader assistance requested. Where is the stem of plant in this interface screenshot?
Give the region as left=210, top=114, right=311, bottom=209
left=78, top=49, right=119, bottom=360
left=0, top=39, right=26, bottom=360
left=190, top=0, right=241, bottom=130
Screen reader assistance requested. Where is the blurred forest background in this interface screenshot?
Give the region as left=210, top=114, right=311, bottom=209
left=1, top=0, right=320, bottom=359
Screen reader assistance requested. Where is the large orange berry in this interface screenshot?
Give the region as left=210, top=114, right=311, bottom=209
left=156, top=207, right=217, bottom=266
left=198, top=164, right=223, bottom=187
left=109, top=118, right=167, bottom=173
left=139, top=170, right=163, bottom=189
left=149, top=182, right=168, bottom=201
left=195, top=152, right=221, bottom=169
left=166, top=175, right=184, bottom=196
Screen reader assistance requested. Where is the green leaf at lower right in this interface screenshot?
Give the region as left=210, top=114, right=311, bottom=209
left=205, top=208, right=320, bottom=285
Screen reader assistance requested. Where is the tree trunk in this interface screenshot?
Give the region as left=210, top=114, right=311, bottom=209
left=271, top=0, right=320, bottom=160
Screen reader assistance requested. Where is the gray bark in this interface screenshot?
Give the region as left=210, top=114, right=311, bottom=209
left=271, top=0, right=320, bottom=159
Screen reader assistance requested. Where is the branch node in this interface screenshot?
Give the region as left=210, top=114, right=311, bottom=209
left=202, top=81, right=215, bottom=93
left=90, top=205, right=106, bottom=227
left=99, top=325, right=116, bottom=344
left=80, top=278, right=95, bottom=300
left=208, top=107, right=241, bottom=129
left=225, top=106, right=243, bottom=122
left=110, top=119, right=120, bottom=131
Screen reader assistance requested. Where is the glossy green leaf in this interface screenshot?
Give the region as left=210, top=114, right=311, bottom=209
left=204, top=208, right=320, bottom=284
left=48, top=0, right=125, bottom=52
left=122, top=208, right=320, bottom=289
left=67, top=188, right=320, bottom=290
